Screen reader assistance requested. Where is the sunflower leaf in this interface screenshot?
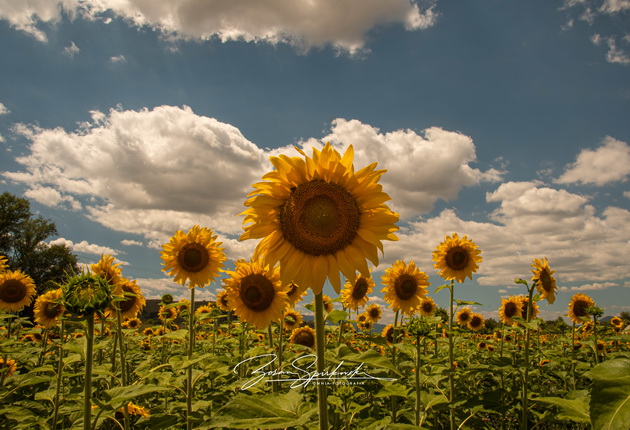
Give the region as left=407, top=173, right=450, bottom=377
left=434, top=284, right=450, bottom=294
left=514, top=278, right=529, bottom=286
left=531, top=394, right=590, bottom=423
left=454, top=300, right=483, bottom=306
left=586, top=358, right=630, bottom=430
left=326, top=309, right=348, bottom=324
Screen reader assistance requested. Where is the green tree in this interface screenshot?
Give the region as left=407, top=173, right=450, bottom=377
left=0, top=191, right=78, bottom=293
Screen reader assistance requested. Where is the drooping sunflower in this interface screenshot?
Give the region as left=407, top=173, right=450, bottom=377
left=161, top=225, right=226, bottom=288
left=91, top=254, right=124, bottom=294
left=456, top=307, right=472, bottom=326
left=432, top=233, right=482, bottom=283
left=283, top=309, right=303, bottom=331
left=322, top=295, right=334, bottom=313
left=0, top=270, right=36, bottom=313
left=33, top=288, right=65, bottom=329
left=108, top=280, right=146, bottom=320
left=285, top=282, right=308, bottom=308
left=381, top=260, right=430, bottom=315
left=224, top=259, right=288, bottom=329
left=417, top=296, right=437, bottom=317
left=215, top=289, right=231, bottom=312
left=531, top=257, right=557, bottom=304
left=365, top=303, right=382, bottom=323
left=341, top=274, right=374, bottom=311
left=381, top=324, right=395, bottom=343
left=290, top=326, right=316, bottom=349
left=567, top=293, right=596, bottom=325
left=498, top=296, right=522, bottom=326
left=516, top=295, right=539, bottom=321
left=467, top=313, right=485, bottom=331
left=240, top=142, right=399, bottom=294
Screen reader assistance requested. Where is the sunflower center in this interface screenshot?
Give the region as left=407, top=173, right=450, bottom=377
left=44, top=301, right=62, bottom=319
left=504, top=302, right=518, bottom=318
left=352, top=278, right=369, bottom=300
left=119, top=285, right=136, bottom=313
left=445, top=246, right=469, bottom=271
left=573, top=300, right=589, bottom=317
left=178, top=243, right=210, bottom=273
left=539, top=270, right=552, bottom=292
left=470, top=315, right=482, bottom=328
left=280, top=180, right=360, bottom=256
left=422, top=302, right=433, bottom=313
left=459, top=312, right=470, bottom=322
left=293, top=330, right=315, bottom=348
left=395, top=275, right=417, bottom=300
left=369, top=308, right=380, bottom=318
left=240, top=274, right=275, bottom=312
left=0, top=279, right=27, bottom=303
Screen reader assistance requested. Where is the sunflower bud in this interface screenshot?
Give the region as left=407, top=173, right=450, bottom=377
left=407, top=318, right=432, bottom=338
left=63, top=273, right=112, bottom=316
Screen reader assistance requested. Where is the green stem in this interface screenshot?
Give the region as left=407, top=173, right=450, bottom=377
left=448, top=279, right=455, bottom=430
left=571, top=322, right=576, bottom=390
left=415, top=334, right=422, bottom=426
left=314, top=293, right=328, bottom=430
left=52, top=320, right=65, bottom=430
left=84, top=314, right=95, bottom=430
left=391, top=310, right=400, bottom=423
left=592, top=314, right=600, bottom=365
left=267, top=324, right=277, bottom=392
left=115, top=308, right=131, bottom=430
left=187, top=286, right=196, bottom=430
left=520, top=284, right=535, bottom=430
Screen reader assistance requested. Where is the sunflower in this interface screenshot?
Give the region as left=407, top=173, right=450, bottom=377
left=0, top=357, right=17, bottom=377
left=518, top=295, right=539, bottom=321
left=357, top=313, right=368, bottom=324
left=161, top=225, right=226, bottom=288
left=567, top=293, right=596, bottom=325
left=596, top=341, right=606, bottom=353
left=477, top=341, right=487, bottom=350
left=341, top=273, right=374, bottom=311
left=158, top=304, right=178, bottom=323
left=108, top=280, right=146, bottom=320
left=365, top=303, right=382, bottom=323
left=196, top=305, right=213, bottom=315
left=611, top=316, right=623, bottom=327
left=125, top=317, right=142, bottom=329
left=499, top=296, right=522, bottom=326
left=215, top=289, right=231, bottom=312
left=432, top=233, right=482, bottom=283
left=417, top=296, right=437, bottom=317
left=33, top=288, right=65, bottom=328
left=224, top=259, right=288, bottom=329
left=381, top=324, right=395, bottom=343
left=467, top=313, right=485, bottom=331
left=0, top=270, right=36, bottom=313
left=285, top=282, right=308, bottom=308
left=358, top=321, right=373, bottom=332
left=240, top=142, right=399, bottom=294
left=0, top=254, right=7, bottom=272
left=321, top=294, right=334, bottom=313
left=456, top=307, right=472, bottom=326
left=381, top=260, right=430, bottom=315
left=91, top=254, right=124, bottom=294
left=143, top=327, right=154, bottom=336
left=290, top=326, right=316, bottom=349
left=531, top=257, right=557, bottom=304
left=283, top=309, right=303, bottom=331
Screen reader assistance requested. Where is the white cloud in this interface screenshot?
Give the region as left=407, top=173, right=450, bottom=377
left=49, top=237, right=120, bottom=256
left=136, top=277, right=219, bottom=301
left=557, top=282, right=619, bottom=291
left=24, top=185, right=82, bottom=210
left=0, top=0, right=437, bottom=55
left=600, top=0, right=630, bottom=13
left=0, top=103, right=9, bottom=115
left=109, top=54, right=126, bottom=63
left=298, top=119, right=503, bottom=218
left=555, top=136, right=630, bottom=185
left=63, top=41, right=79, bottom=57
left=120, top=239, right=143, bottom=247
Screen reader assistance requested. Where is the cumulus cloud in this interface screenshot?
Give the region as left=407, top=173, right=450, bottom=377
left=120, top=239, right=143, bottom=247
left=591, top=34, right=630, bottom=65
left=0, top=0, right=437, bottom=55
left=0, top=103, right=9, bottom=115
left=49, top=237, right=120, bottom=256
left=63, top=41, right=79, bottom=58
left=297, top=119, right=503, bottom=218
left=558, top=282, right=619, bottom=291
left=555, top=136, right=630, bottom=185
left=136, top=277, right=219, bottom=301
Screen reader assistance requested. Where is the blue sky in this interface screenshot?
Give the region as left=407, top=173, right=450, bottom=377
left=1, top=0, right=629, bottom=324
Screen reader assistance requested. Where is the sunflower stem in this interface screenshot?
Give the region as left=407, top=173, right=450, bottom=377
left=415, top=333, right=422, bottom=426
left=115, top=308, right=131, bottom=430
left=314, top=292, right=329, bottom=430
left=186, top=286, right=196, bottom=430
left=448, top=279, right=455, bottom=430
left=52, top=320, right=65, bottom=430
left=267, top=324, right=277, bottom=392
left=520, top=283, right=535, bottom=430
left=83, top=313, right=95, bottom=430
left=571, top=322, right=576, bottom=391
left=391, top=310, right=399, bottom=423
left=592, top=314, right=600, bottom=365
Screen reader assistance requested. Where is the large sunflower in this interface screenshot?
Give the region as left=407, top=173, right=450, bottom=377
left=567, top=293, right=595, bottom=325
left=531, top=257, right=557, bottom=304
left=0, top=270, right=36, bottom=313
left=341, top=274, right=374, bottom=311
left=161, top=225, right=226, bottom=288
left=381, top=260, right=429, bottom=315
left=34, top=288, right=65, bottom=329
left=432, top=233, right=482, bottom=283
left=224, top=259, right=288, bottom=329
left=108, top=280, right=146, bottom=320
left=499, top=296, right=522, bottom=326
left=240, top=143, right=399, bottom=294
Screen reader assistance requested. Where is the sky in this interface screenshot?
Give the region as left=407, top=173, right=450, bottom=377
left=1, top=0, right=629, bottom=325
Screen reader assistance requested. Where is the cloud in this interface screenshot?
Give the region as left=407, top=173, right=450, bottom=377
left=600, top=0, right=630, bottom=13
left=0, top=103, right=9, bottom=115
left=0, top=0, right=437, bottom=55
left=557, top=282, right=619, bottom=291
left=109, top=54, right=126, bottom=63
left=49, top=237, right=120, bottom=256
left=136, top=277, right=219, bottom=301
left=24, top=185, right=82, bottom=210
left=298, top=119, right=503, bottom=218
left=120, top=239, right=143, bottom=247
left=555, top=136, right=630, bottom=185
left=591, top=34, right=630, bottom=65
left=63, top=41, right=79, bottom=58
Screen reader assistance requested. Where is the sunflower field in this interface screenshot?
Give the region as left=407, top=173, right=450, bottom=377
left=1, top=144, right=629, bottom=430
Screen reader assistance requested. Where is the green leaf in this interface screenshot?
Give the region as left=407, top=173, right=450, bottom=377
left=434, top=284, right=451, bottom=294
left=337, top=345, right=401, bottom=375
left=374, top=382, right=411, bottom=398
left=455, top=300, right=483, bottom=306
left=532, top=395, right=590, bottom=423
left=514, top=278, right=529, bottom=286
left=326, top=309, right=349, bottom=324
left=587, top=359, right=630, bottom=430
left=102, top=384, right=169, bottom=408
